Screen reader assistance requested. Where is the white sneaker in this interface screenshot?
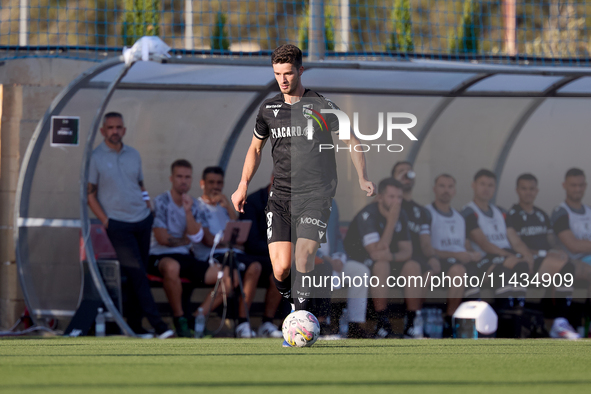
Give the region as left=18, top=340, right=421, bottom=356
left=157, top=329, right=175, bottom=339
left=235, top=322, right=256, bottom=338
left=550, top=318, right=580, bottom=340
left=258, top=322, right=283, bottom=338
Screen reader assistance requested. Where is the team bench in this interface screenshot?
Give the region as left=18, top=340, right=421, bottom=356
left=83, top=222, right=589, bottom=324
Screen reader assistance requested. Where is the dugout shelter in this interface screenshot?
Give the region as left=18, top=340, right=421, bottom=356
left=14, top=53, right=591, bottom=335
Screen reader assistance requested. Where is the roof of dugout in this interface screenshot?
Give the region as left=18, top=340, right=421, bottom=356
left=15, top=55, right=591, bottom=335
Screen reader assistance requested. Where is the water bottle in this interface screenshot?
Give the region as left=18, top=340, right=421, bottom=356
left=433, top=309, right=443, bottom=339
left=339, top=308, right=349, bottom=337
left=194, top=307, right=205, bottom=338
left=425, top=309, right=434, bottom=338
left=95, top=307, right=106, bottom=337
left=413, top=310, right=424, bottom=338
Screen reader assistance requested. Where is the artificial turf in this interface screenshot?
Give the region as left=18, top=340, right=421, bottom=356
left=0, top=338, right=589, bottom=394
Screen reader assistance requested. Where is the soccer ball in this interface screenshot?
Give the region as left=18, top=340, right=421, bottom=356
left=282, top=310, right=320, bottom=347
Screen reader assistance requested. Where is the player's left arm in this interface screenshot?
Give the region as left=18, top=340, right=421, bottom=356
left=138, top=180, right=151, bottom=210
left=340, top=132, right=376, bottom=196
left=507, top=227, right=534, bottom=272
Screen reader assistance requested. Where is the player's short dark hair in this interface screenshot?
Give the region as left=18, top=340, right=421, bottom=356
left=271, top=44, right=303, bottom=69
left=473, top=169, right=496, bottom=182
left=103, top=112, right=123, bottom=124
left=391, top=161, right=412, bottom=177
left=378, top=177, right=403, bottom=194
left=171, top=159, right=192, bottom=174
left=565, top=168, right=585, bottom=179
left=202, top=166, right=225, bottom=180
left=516, top=173, right=537, bottom=186
left=434, top=173, right=456, bottom=184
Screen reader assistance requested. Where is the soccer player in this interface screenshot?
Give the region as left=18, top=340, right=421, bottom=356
left=195, top=166, right=262, bottom=338
left=149, top=159, right=225, bottom=337
left=344, top=178, right=421, bottom=338
left=552, top=168, right=591, bottom=299
left=426, top=174, right=482, bottom=333
left=231, top=45, right=375, bottom=344
left=506, top=173, right=577, bottom=338
left=461, top=169, right=531, bottom=309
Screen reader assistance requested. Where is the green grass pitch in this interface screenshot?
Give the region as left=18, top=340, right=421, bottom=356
left=0, top=338, right=590, bottom=394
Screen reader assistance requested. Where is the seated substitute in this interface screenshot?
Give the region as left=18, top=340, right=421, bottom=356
left=506, top=173, right=577, bottom=339
left=426, top=173, right=482, bottom=335
left=344, top=178, right=423, bottom=339
left=551, top=168, right=591, bottom=299
left=194, top=166, right=262, bottom=338
left=239, top=177, right=284, bottom=338
left=149, top=159, right=225, bottom=338
left=461, top=169, right=531, bottom=310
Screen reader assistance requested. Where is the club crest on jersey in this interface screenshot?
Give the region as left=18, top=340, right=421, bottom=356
left=413, top=207, right=421, bottom=218
left=536, top=211, right=545, bottom=223
left=303, top=104, right=313, bottom=119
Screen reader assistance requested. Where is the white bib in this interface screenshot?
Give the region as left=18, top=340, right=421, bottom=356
left=427, top=204, right=466, bottom=252
left=467, top=201, right=511, bottom=249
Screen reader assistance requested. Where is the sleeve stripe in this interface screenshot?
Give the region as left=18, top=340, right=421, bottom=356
left=253, top=127, right=268, bottom=140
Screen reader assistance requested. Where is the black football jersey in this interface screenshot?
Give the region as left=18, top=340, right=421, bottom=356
left=401, top=199, right=431, bottom=259
left=253, top=89, right=339, bottom=199
left=505, top=204, right=552, bottom=251
left=344, top=202, right=410, bottom=264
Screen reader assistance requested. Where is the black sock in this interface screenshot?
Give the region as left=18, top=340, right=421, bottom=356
left=173, top=316, right=182, bottom=328
left=293, top=270, right=313, bottom=311
left=376, top=309, right=390, bottom=329
left=262, top=316, right=274, bottom=324
left=405, top=310, right=417, bottom=330
left=272, top=271, right=292, bottom=300
left=238, top=317, right=247, bottom=325
left=445, top=315, right=452, bottom=327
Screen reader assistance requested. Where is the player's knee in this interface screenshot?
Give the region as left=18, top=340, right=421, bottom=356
left=159, top=259, right=180, bottom=278
left=273, top=265, right=291, bottom=281
left=560, top=261, right=575, bottom=276
left=371, top=260, right=390, bottom=278
left=448, top=263, right=466, bottom=278
left=513, top=261, right=529, bottom=275
left=247, top=262, right=262, bottom=277
left=401, top=260, right=422, bottom=277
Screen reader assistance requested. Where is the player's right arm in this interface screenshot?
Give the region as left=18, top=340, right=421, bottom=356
left=152, top=195, right=190, bottom=247
left=232, top=135, right=267, bottom=213
left=556, top=230, right=591, bottom=254
left=87, top=183, right=109, bottom=228
left=469, top=228, right=513, bottom=256
left=553, top=211, right=591, bottom=254
left=461, top=206, right=513, bottom=257
left=87, top=156, right=109, bottom=228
